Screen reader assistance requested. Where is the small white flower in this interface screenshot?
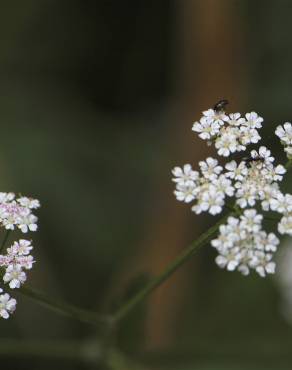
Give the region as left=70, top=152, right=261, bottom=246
left=254, top=231, right=279, bottom=252
left=199, top=157, right=222, bottom=180
left=199, top=189, right=224, bottom=215
left=250, top=251, right=275, bottom=277
left=8, top=240, right=33, bottom=256
left=192, top=117, right=220, bottom=140
left=203, top=109, right=228, bottom=126
left=265, top=233, right=280, bottom=252
left=0, top=293, right=16, bottom=319
left=16, top=255, right=35, bottom=270
left=211, top=224, right=234, bottom=251
left=275, top=122, right=292, bottom=146
left=278, top=216, right=292, bottom=235
left=270, top=193, right=292, bottom=214
left=174, top=184, right=197, bottom=203
left=244, top=112, right=264, bottom=129
left=260, top=184, right=281, bottom=211
left=211, top=218, right=243, bottom=253
left=236, top=184, right=257, bottom=208
left=3, top=264, right=26, bottom=289
left=212, top=175, right=234, bottom=197
left=172, top=164, right=199, bottom=186
left=215, top=132, right=237, bottom=156
left=240, top=127, right=261, bottom=145
left=215, top=249, right=240, bottom=271
left=18, top=214, right=38, bottom=233
left=240, top=209, right=263, bottom=233
left=225, top=160, right=248, bottom=181
left=271, top=165, right=286, bottom=181
left=227, top=216, right=246, bottom=239
left=259, top=146, right=275, bottom=163
left=227, top=113, right=246, bottom=126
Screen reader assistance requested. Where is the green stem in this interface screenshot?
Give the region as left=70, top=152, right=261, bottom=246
left=7, top=212, right=230, bottom=327
left=17, top=285, right=113, bottom=329
left=0, top=230, right=10, bottom=254
left=113, top=212, right=232, bottom=322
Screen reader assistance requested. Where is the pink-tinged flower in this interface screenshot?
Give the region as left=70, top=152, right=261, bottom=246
left=0, top=293, right=16, bottom=319
left=3, top=264, right=27, bottom=289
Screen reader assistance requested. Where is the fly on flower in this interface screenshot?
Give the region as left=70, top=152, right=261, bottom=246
left=243, top=155, right=266, bottom=168
left=213, top=99, right=229, bottom=113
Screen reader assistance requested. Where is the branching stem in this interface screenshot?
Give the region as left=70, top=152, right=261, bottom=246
left=15, top=285, right=113, bottom=329
left=113, top=212, right=232, bottom=322
left=11, top=161, right=292, bottom=326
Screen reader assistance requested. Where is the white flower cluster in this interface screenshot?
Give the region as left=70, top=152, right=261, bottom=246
left=192, top=109, right=262, bottom=157
left=0, top=194, right=40, bottom=318
left=0, top=193, right=39, bottom=233
left=172, top=145, right=286, bottom=218
left=227, top=147, right=286, bottom=210
left=172, top=103, right=292, bottom=277
left=173, top=159, right=233, bottom=215
left=212, top=210, right=278, bottom=277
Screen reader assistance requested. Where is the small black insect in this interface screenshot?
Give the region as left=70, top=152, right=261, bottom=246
left=244, top=155, right=265, bottom=168
left=213, top=99, right=229, bottom=113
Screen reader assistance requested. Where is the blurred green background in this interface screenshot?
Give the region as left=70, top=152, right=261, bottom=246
left=1, top=1, right=292, bottom=369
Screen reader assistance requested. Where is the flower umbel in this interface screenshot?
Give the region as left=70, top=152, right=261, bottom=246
left=172, top=102, right=292, bottom=277
left=0, top=193, right=40, bottom=318
left=211, top=210, right=277, bottom=277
